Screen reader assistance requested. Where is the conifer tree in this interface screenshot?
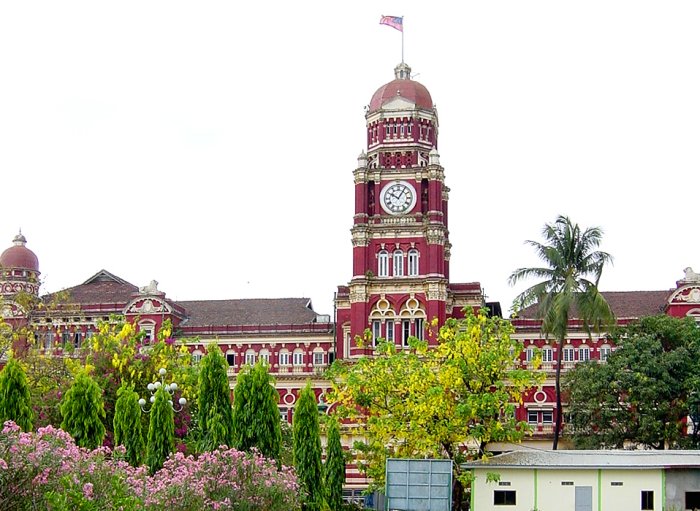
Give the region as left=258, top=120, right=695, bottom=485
left=0, top=358, right=33, bottom=432
left=113, top=383, right=144, bottom=466
left=324, top=417, right=345, bottom=511
left=60, top=370, right=106, bottom=449
left=232, top=361, right=282, bottom=462
left=146, top=386, right=174, bottom=474
left=293, top=383, right=324, bottom=511
left=198, top=344, right=234, bottom=451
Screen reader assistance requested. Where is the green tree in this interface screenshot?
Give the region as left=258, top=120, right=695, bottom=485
left=293, top=382, right=324, bottom=511
left=197, top=344, right=234, bottom=451
left=146, top=386, right=175, bottom=474
left=327, top=309, right=543, bottom=511
left=565, top=314, right=700, bottom=449
left=509, top=215, right=614, bottom=449
left=324, top=417, right=345, bottom=511
left=60, top=370, right=106, bottom=449
left=113, top=383, right=145, bottom=466
left=0, top=357, right=33, bottom=431
left=232, top=361, right=282, bottom=462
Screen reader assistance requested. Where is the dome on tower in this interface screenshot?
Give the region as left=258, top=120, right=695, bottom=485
left=368, top=63, right=433, bottom=113
left=0, top=232, right=39, bottom=272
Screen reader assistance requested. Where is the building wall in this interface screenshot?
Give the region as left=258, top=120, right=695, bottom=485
left=665, top=468, right=700, bottom=511
left=472, top=467, right=662, bottom=511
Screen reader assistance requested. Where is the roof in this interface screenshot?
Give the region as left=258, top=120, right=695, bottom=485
left=175, top=298, right=319, bottom=327
left=517, top=290, right=671, bottom=320
left=42, top=270, right=138, bottom=306
left=0, top=233, right=39, bottom=272
left=369, top=78, right=433, bottom=112
left=465, top=450, right=700, bottom=469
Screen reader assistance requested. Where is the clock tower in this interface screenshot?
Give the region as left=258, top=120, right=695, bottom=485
left=335, top=63, right=484, bottom=358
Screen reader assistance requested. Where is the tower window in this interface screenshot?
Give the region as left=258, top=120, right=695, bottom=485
left=407, top=249, right=419, bottom=276
left=378, top=250, right=389, bottom=277
left=393, top=250, right=404, bottom=277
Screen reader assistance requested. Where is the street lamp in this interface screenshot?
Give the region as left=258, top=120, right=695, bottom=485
left=138, top=368, right=186, bottom=412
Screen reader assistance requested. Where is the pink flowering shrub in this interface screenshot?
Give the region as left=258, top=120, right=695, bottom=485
left=0, top=421, right=301, bottom=511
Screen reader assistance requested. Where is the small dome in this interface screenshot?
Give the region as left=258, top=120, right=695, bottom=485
left=0, top=232, right=39, bottom=272
left=368, top=63, right=433, bottom=113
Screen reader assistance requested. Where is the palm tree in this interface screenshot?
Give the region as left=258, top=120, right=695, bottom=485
left=509, top=215, right=614, bottom=449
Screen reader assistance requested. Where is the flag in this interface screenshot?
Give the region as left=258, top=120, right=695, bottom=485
left=379, top=15, right=403, bottom=32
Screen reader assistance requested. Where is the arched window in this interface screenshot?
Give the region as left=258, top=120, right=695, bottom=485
left=393, top=250, right=404, bottom=277
left=378, top=250, right=389, bottom=277
left=407, top=249, right=419, bottom=276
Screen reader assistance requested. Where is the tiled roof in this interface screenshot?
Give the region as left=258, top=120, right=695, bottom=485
left=517, top=290, right=671, bottom=320
left=43, top=270, right=138, bottom=306
left=176, top=298, right=319, bottom=327
left=464, top=449, right=700, bottom=469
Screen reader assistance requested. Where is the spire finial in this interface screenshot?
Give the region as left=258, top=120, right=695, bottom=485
left=12, top=230, right=27, bottom=246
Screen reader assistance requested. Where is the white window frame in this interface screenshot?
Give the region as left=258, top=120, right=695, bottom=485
left=542, top=347, right=553, bottom=362
left=407, top=249, right=419, bottom=276
left=313, top=352, right=324, bottom=366
left=527, top=410, right=538, bottom=424
left=386, top=319, right=394, bottom=343
left=541, top=410, right=554, bottom=424
left=377, top=250, right=389, bottom=277
left=415, top=318, right=424, bottom=340
left=192, top=350, right=203, bottom=364
left=279, top=351, right=291, bottom=366
left=259, top=351, right=270, bottom=365
left=372, top=320, right=381, bottom=345
left=245, top=351, right=256, bottom=366
left=563, top=346, right=575, bottom=362
left=578, top=346, right=590, bottom=361
left=401, top=319, right=411, bottom=347
left=226, top=351, right=236, bottom=367
left=393, top=250, right=404, bottom=277
left=525, top=347, right=535, bottom=362
left=293, top=350, right=304, bottom=366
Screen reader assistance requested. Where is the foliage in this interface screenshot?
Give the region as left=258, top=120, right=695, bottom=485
left=113, top=383, right=145, bottom=466
left=146, top=386, right=174, bottom=474
left=20, top=347, right=73, bottom=428
left=509, top=215, right=614, bottom=449
left=198, top=343, right=234, bottom=451
left=0, top=421, right=139, bottom=511
left=327, top=309, right=543, bottom=508
left=0, top=420, right=300, bottom=511
left=565, top=314, right=700, bottom=449
left=324, top=417, right=345, bottom=511
left=133, top=448, right=301, bottom=510
left=293, top=382, right=324, bottom=511
left=0, top=357, right=33, bottom=431
left=232, top=361, right=282, bottom=463
left=83, top=318, right=197, bottom=445
left=60, top=370, right=106, bottom=449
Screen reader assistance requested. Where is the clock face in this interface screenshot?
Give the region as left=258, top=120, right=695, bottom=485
left=380, top=181, right=417, bottom=215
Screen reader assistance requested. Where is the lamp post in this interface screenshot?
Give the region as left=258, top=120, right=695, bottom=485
left=138, top=367, right=186, bottom=412
left=140, top=368, right=186, bottom=474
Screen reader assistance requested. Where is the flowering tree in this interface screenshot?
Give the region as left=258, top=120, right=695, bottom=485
left=0, top=420, right=301, bottom=510
left=60, top=370, right=106, bottom=449
left=0, top=358, right=33, bottom=432
left=327, top=309, right=544, bottom=510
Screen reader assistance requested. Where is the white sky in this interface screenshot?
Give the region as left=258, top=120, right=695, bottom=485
left=1, top=2, right=698, bottom=316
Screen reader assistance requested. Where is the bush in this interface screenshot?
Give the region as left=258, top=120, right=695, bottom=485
left=0, top=420, right=301, bottom=511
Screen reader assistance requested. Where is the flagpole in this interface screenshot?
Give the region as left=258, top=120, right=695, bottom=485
left=401, top=15, right=404, bottom=64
